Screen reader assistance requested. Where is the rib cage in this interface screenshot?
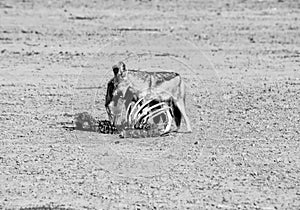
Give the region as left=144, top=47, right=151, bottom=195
left=124, top=97, right=173, bottom=134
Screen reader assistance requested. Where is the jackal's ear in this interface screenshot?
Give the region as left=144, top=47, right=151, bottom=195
left=118, top=61, right=126, bottom=71
left=118, top=61, right=127, bottom=77
left=112, top=65, right=119, bottom=76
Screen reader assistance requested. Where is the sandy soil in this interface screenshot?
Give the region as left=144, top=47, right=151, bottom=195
left=0, top=0, right=299, bottom=209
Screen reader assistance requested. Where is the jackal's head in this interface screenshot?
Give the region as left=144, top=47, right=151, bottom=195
left=105, top=62, right=137, bottom=125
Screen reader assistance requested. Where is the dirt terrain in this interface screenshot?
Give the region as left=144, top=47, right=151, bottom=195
left=0, top=0, right=299, bottom=209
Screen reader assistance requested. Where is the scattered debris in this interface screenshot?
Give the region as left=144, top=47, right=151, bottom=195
left=69, top=16, right=96, bottom=20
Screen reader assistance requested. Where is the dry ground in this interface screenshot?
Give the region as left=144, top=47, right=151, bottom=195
left=0, top=0, right=299, bottom=209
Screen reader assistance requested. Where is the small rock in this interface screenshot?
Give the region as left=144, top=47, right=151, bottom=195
left=249, top=37, right=255, bottom=43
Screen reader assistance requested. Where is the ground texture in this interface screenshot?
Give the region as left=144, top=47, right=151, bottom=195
left=0, top=0, right=299, bottom=209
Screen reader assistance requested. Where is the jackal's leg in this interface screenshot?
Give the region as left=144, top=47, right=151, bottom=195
left=175, top=98, right=192, bottom=132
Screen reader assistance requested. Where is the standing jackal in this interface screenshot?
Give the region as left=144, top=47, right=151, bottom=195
left=105, top=61, right=192, bottom=133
